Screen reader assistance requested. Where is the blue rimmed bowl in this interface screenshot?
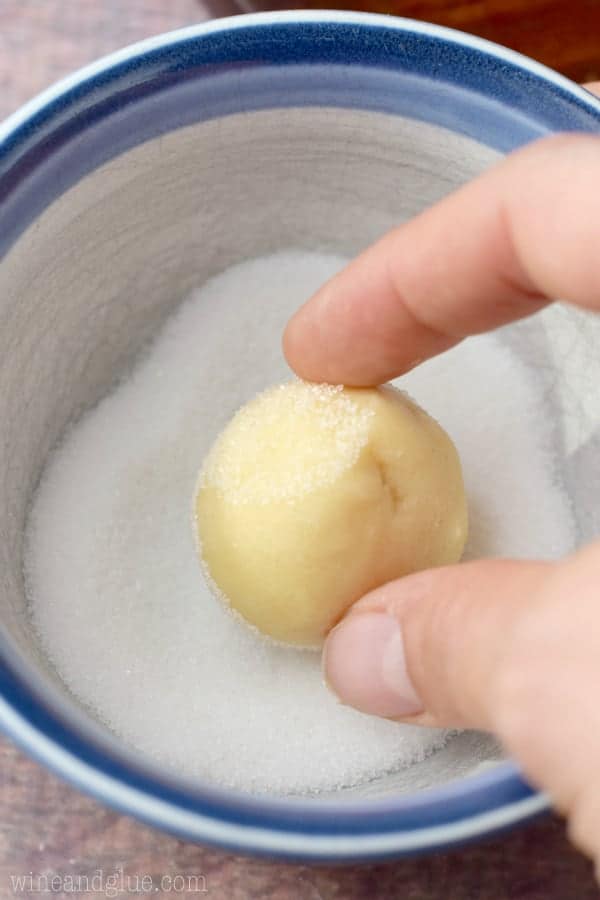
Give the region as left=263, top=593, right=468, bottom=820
left=1, top=11, right=599, bottom=862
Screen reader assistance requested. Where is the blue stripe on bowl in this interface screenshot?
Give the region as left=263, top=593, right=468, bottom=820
left=0, top=641, right=546, bottom=860
left=1, top=13, right=600, bottom=260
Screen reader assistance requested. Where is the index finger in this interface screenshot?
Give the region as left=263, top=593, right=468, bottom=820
left=283, top=133, right=600, bottom=386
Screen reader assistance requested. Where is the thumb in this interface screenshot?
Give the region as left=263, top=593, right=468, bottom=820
left=323, top=545, right=600, bottom=862
left=323, top=558, right=552, bottom=729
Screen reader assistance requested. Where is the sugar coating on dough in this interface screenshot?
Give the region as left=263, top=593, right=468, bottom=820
left=199, top=382, right=374, bottom=504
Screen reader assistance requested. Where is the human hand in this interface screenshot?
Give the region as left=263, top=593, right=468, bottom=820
left=283, top=123, right=600, bottom=869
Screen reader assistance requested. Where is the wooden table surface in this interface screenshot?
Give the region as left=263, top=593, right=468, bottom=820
left=1, top=2, right=599, bottom=898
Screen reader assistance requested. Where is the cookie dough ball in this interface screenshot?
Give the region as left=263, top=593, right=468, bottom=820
left=194, top=381, right=467, bottom=647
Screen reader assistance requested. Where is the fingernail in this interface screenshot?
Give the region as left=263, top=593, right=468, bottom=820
left=323, top=612, right=423, bottom=718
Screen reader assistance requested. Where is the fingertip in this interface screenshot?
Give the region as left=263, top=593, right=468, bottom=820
left=323, top=611, right=423, bottom=719
left=281, top=310, right=304, bottom=377
left=324, top=559, right=553, bottom=729
left=282, top=292, right=331, bottom=383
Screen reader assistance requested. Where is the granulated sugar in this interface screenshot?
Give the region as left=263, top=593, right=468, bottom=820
left=199, top=381, right=375, bottom=505
left=25, top=251, right=575, bottom=795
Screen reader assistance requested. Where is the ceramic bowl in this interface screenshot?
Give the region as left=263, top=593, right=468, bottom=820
left=1, top=12, right=600, bottom=861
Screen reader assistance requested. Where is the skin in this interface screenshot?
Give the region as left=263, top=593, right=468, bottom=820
left=283, top=83, right=600, bottom=871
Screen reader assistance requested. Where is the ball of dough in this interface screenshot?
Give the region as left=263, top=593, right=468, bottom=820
left=194, top=381, right=467, bottom=647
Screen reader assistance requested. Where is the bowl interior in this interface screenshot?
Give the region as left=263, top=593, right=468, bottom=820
left=1, top=16, right=599, bottom=816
